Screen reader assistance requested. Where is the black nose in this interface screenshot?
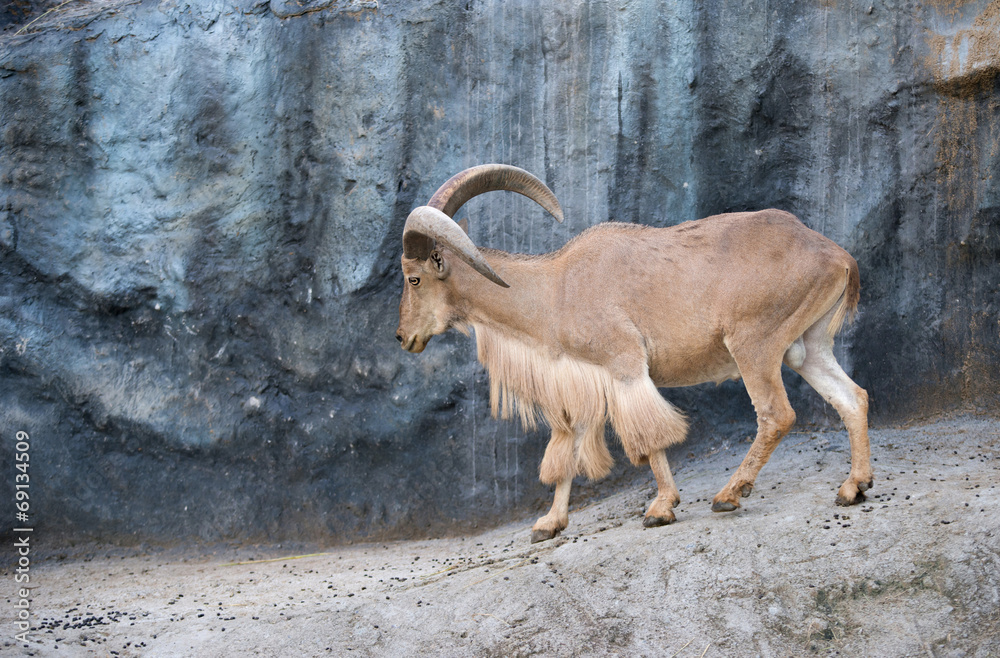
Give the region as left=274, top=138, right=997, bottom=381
left=395, top=332, right=403, bottom=343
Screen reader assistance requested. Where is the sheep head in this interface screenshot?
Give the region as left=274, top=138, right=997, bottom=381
left=395, top=164, right=563, bottom=353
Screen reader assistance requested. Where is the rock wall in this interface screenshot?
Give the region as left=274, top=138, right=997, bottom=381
left=0, top=0, right=997, bottom=545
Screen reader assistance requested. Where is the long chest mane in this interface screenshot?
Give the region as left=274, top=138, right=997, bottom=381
left=472, top=323, right=613, bottom=433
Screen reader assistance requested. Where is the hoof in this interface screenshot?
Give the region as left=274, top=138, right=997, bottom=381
left=531, top=527, right=559, bottom=544
left=711, top=500, right=739, bottom=513
left=643, top=514, right=675, bottom=528
left=835, top=490, right=866, bottom=507
left=858, top=479, right=874, bottom=493
left=740, top=483, right=753, bottom=498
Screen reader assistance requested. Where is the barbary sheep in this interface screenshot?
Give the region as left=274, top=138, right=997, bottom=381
left=395, top=164, right=872, bottom=543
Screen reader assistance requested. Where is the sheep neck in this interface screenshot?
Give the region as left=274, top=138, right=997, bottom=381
left=450, top=248, right=557, bottom=349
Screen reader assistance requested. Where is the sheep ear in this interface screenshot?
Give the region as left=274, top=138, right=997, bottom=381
left=430, top=250, right=450, bottom=279
left=402, top=206, right=508, bottom=287
left=457, top=217, right=469, bottom=235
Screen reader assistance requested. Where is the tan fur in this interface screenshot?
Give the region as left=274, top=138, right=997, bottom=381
left=537, top=427, right=576, bottom=485
left=826, top=260, right=861, bottom=340
left=575, top=422, right=613, bottom=481
left=398, top=191, right=873, bottom=540
left=533, top=412, right=613, bottom=484
left=475, top=323, right=685, bottom=475
left=605, top=376, right=688, bottom=465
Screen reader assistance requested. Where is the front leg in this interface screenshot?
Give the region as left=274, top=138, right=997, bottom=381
left=532, top=426, right=575, bottom=543
left=644, top=448, right=680, bottom=527
left=532, top=477, right=572, bottom=543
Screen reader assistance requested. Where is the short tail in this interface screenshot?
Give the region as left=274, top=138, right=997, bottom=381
left=826, top=257, right=861, bottom=340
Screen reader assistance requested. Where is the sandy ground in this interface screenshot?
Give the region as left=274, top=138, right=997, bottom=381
left=3, top=414, right=999, bottom=657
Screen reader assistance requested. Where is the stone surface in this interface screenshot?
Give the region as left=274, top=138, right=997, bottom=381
left=7, top=416, right=1000, bottom=656
left=0, top=1, right=997, bottom=545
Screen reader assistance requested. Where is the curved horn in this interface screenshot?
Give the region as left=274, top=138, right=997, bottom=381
left=427, top=164, right=564, bottom=222
left=402, top=165, right=562, bottom=287
left=403, top=206, right=510, bottom=287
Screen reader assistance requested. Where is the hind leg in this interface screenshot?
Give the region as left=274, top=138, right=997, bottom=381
left=793, top=325, right=872, bottom=505
left=712, top=352, right=796, bottom=512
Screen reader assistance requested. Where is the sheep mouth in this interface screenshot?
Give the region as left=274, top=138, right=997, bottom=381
left=401, top=335, right=427, bottom=353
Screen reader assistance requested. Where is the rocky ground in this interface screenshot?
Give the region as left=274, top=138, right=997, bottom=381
left=4, top=414, right=999, bottom=657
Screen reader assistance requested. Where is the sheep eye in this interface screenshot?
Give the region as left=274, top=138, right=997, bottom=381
left=408, top=277, right=420, bottom=286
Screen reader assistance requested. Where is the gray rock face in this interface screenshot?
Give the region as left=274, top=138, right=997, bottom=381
left=0, top=0, right=997, bottom=545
